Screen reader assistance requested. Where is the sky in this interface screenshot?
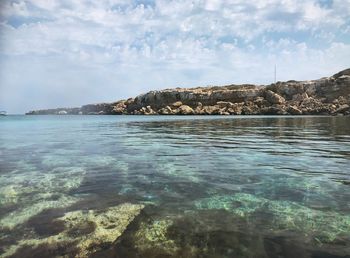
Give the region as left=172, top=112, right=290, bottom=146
left=0, top=0, right=349, bottom=114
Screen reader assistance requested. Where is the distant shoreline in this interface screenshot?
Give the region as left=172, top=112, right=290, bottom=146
left=26, top=68, right=350, bottom=116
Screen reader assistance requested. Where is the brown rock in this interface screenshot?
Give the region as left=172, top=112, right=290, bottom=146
left=216, top=101, right=234, bottom=108
left=300, top=97, right=322, bottom=109
left=242, top=106, right=253, bottom=115
left=178, top=105, right=194, bottom=115
left=202, top=105, right=220, bottom=115
left=158, top=106, right=173, bottom=115
left=292, top=93, right=309, bottom=103
left=171, top=101, right=183, bottom=108
left=265, top=90, right=286, bottom=104
left=335, top=104, right=350, bottom=114
left=287, top=105, right=302, bottom=115
left=253, top=97, right=267, bottom=107
left=261, top=105, right=286, bottom=115
left=218, top=110, right=230, bottom=115
left=145, top=106, right=156, bottom=115
left=25, top=68, right=350, bottom=116
left=227, top=103, right=244, bottom=115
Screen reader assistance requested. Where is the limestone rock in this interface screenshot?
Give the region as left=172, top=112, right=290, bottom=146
left=171, top=101, right=183, bottom=108
left=143, top=106, right=156, bottom=115
left=158, top=106, right=173, bottom=115
left=253, top=97, right=267, bottom=107
left=112, top=101, right=127, bottom=114
left=335, top=104, right=350, bottom=114
left=202, top=105, right=220, bottom=115
left=292, top=93, right=309, bottom=103
left=216, top=101, right=234, bottom=108
left=178, top=105, right=194, bottom=115
left=287, top=105, right=302, bottom=115
left=265, top=90, right=286, bottom=104
left=26, top=68, right=350, bottom=116
left=227, top=103, right=244, bottom=115
left=218, top=110, right=230, bottom=115
left=332, top=68, right=350, bottom=79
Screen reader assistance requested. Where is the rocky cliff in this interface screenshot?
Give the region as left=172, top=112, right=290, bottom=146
left=26, top=68, right=350, bottom=116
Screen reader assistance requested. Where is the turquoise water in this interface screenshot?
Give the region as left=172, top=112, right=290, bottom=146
left=0, top=115, right=349, bottom=257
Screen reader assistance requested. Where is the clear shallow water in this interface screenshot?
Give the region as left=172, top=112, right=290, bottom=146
left=0, top=115, right=350, bottom=258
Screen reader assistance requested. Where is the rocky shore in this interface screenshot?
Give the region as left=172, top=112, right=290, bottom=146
left=26, top=68, right=350, bottom=116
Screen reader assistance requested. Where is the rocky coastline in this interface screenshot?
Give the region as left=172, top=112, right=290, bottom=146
left=26, top=68, right=350, bottom=116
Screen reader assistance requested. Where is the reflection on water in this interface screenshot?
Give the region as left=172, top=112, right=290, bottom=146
left=0, top=115, right=350, bottom=257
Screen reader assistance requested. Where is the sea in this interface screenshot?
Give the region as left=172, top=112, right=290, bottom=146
left=0, top=115, right=349, bottom=258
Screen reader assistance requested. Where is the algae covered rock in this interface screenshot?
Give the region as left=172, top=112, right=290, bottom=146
left=195, top=193, right=350, bottom=244
left=133, top=219, right=178, bottom=254
left=0, top=166, right=87, bottom=230
left=1, top=203, right=144, bottom=258
left=0, top=185, right=19, bottom=205
left=61, top=203, right=144, bottom=257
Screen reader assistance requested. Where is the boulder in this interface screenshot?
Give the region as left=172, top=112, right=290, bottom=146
left=178, top=105, right=194, bottom=115
left=261, top=105, right=286, bottom=115
left=335, top=104, right=350, bottom=114
left=265, top=90, right=286, bottom=104
left=171, top=101, right=183, bottom=108
left=202, top=105, right=220, bottom=115
left=242, top=106, right=253, bottom=115
left=292, top=93, right=309, bottom=103
left=253, top=97, right=267, bottom=107
left=218, top=110, right=230, bottom=115
left=216, top=101, right=234, bottom=108
left=145, top=106, right=156, bottom=115
left=287, top=105, right=302, bottom=115
left=158, top=106, right=173, bottom=115
left=112, top=101, right=126, bottom=114
left=227, top=103, right=244, bottom=115
left=300, top=97, right=322, bottom=109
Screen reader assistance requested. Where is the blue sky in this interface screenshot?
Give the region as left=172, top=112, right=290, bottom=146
left=0, top=0, right=349, bottom=113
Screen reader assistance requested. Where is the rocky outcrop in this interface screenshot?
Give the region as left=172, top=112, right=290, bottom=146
left=265, top=90, right=285, bottom=104
left=26, top=107, right=81, bottom=115
left=26, top=68, right=350, bottom=116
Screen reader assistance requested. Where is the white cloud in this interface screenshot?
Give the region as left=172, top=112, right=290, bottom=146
left=0, top=0, right=349, bottom=113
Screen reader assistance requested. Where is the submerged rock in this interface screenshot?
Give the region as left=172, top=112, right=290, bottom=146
left=0, top=195, right=79, bottom=230
left=0, top=166, right=86, bottom=229
left=133, top=219, right=178, bottom=254
left=2, top=203, right=144, bottom=258
left=0, top=185, right=18, bottom=205
left=61, top=203, right=144, bottom=257
left=195, top=193, right=350, bottom=243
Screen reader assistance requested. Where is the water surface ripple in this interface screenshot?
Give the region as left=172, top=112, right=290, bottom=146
left=0, top=115, right=350, bottom=257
